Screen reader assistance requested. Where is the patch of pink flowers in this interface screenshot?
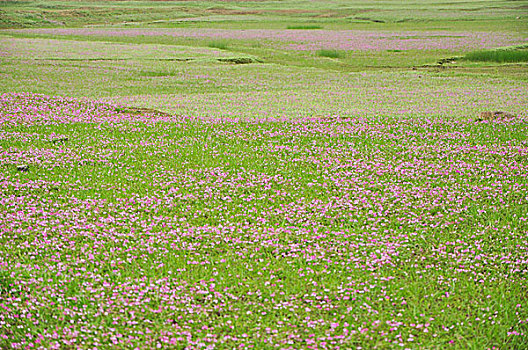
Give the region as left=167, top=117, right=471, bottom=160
left=1, top=93, right=527, bottom=349
left=11, top=28, right=527, bottom=51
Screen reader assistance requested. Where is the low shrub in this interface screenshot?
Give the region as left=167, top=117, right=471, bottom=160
left=316, top=49, right=344, bottom=59
left=208, top=40, right=229, bottom=50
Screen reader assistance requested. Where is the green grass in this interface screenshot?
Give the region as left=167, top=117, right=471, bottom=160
left=208, top=40, right=229, bottom=50
left=0, top=0, right=527, bottom=30
left=286, top=25, right=323, bottom=30
left=316, top=49, right=344, bottom=59
left=463, top=49, right=528, bottom=63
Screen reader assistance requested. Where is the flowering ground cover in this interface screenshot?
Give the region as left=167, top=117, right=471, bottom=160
left=1, top=36, right=527, bottom=120
left=5, top=27, right=526, bottom=72
left=10, top=28, right=527, bottom=53
left=1, top=92, right=527, bottom=349
left=1, top=1, right=527, bottom=349
left=0, top=37, right=241, bottom=61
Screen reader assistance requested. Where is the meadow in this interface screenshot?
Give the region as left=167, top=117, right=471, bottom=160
left=1, top=1, right=528, bottom=349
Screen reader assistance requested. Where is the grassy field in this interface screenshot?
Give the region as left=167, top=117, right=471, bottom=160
left=1, top=1, right=528, bottom=349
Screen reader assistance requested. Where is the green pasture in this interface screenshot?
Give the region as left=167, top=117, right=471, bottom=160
left=0, top=0, right=527, bottom=31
